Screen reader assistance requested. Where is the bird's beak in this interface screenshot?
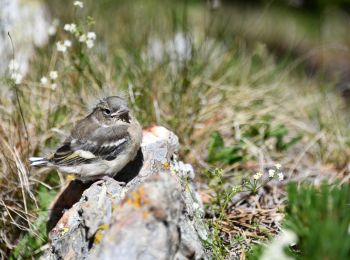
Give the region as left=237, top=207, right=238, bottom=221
left=111, top=106, right=130, bottom=117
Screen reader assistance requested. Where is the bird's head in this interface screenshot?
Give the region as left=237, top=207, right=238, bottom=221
left=93, top=96, right=130, bottom=124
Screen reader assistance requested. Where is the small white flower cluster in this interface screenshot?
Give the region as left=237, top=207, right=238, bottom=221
left=268, top=169, right=284, bottom=181
left=79, top=32, right=96, bottom=48
left=57, top=22, right=77, bottom=53
left=268, top=163, right=284, bottom=181
left=56, top=40, right=72, bottom=53
left=268, top=169, right=275, bottom=178
left=55, top=2, right=96, bottom=53
left=60, top=23, right=96, bottom=50
left=253, top=163, right=284, bottom=182
left=64, top=23, right=77, bottom=34
left=8, top=59, right=23, bottom=84
left=253, top=171, right=263, bottom=180
left=40, top=70, right=58, bottom=90
left=73, top=1, right=83, bottom=8
left=278, top=173, right=284, bottom=181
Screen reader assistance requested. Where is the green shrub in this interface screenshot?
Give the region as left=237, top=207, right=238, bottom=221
left=247, top=182, right=350, bottom=260
left=285, top=182, right=350, bottom=260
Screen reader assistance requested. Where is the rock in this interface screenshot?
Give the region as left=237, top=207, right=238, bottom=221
left=0, top=0, right=50, bottom=75
left=89, top=173, right=182, bottom=260
left=42, top=126, right=207, bottom=260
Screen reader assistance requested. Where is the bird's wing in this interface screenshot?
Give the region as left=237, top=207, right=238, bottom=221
left=49, top=125, right=130, bottom=166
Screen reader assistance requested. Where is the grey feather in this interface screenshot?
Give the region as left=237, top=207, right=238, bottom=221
left=50, top=118, right=130, bottom=166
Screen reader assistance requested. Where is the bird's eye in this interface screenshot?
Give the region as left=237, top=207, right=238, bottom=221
left=103, top=108, right=111, bottom=115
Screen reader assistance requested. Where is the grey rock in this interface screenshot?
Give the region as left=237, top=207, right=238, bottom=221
left=43, top=126, right=207, bottom=260
left=89, top=173, right=182, bottom=260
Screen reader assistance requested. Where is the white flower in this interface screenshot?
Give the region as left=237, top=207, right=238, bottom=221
left=268, top=169, right=275, bottom=178
left=87, top=32, right=96, bottom=40
left=49, top=71, right=58, bottom=80
left=69, top=23, right=77, bottom=33
left=51, top=83, right=57, bottom=90
left=64, top=24, right=71, bottom=31
left=73, top=1, right=83, bottom=8
left=11, top=73, right=23, bottom=84
left=253, top=172, right=263, bottom=180
left=79, top=34, right=87, bottom=42
left=278, top=172, right=284, bottom=181
left=84, top=32, right=96, bottom=48
left=8, top=59, right=19, bottom=72
left=40, top=76, right=48, bottom=84
left=275, top=163, right=282, bottom=169
left=56, top=41, right=67, bottom=52
left=64, top=40, right=72, bottom=47
left=64, top=23, right=77, bottom=33
left=86, top=39, right=94, bottom=48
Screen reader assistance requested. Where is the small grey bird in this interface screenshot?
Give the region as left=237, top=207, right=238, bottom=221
left=30, top=96, right=142, bottom=182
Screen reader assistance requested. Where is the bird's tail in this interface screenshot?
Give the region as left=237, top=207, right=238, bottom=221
left=29, top=157, right=49, bottom=167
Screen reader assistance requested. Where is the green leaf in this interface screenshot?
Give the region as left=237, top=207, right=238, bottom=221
left=207, top=131, right=225, bottom=163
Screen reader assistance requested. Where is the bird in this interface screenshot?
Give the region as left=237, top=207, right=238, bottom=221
left=30, top=96, right=143, bottom=182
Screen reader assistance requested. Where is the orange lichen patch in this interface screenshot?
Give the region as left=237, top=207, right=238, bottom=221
left=132, top=191, right=141, bottom=208
left=66, top=174, right=76, bottom=181
left=98, top=224, right=109, bottom=231
left=94, top=224, right=110, bottom=244
left=163, top=161, right=170, bottom=170
left=125, top=186, right=150, bottom=209
left=94, top=232, right=103, bottom=244
left=139, top=186, right=147, bottom=201
left=142, top=210, right=149, bottom=219
left=126, top=198, right=133, bottom=206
